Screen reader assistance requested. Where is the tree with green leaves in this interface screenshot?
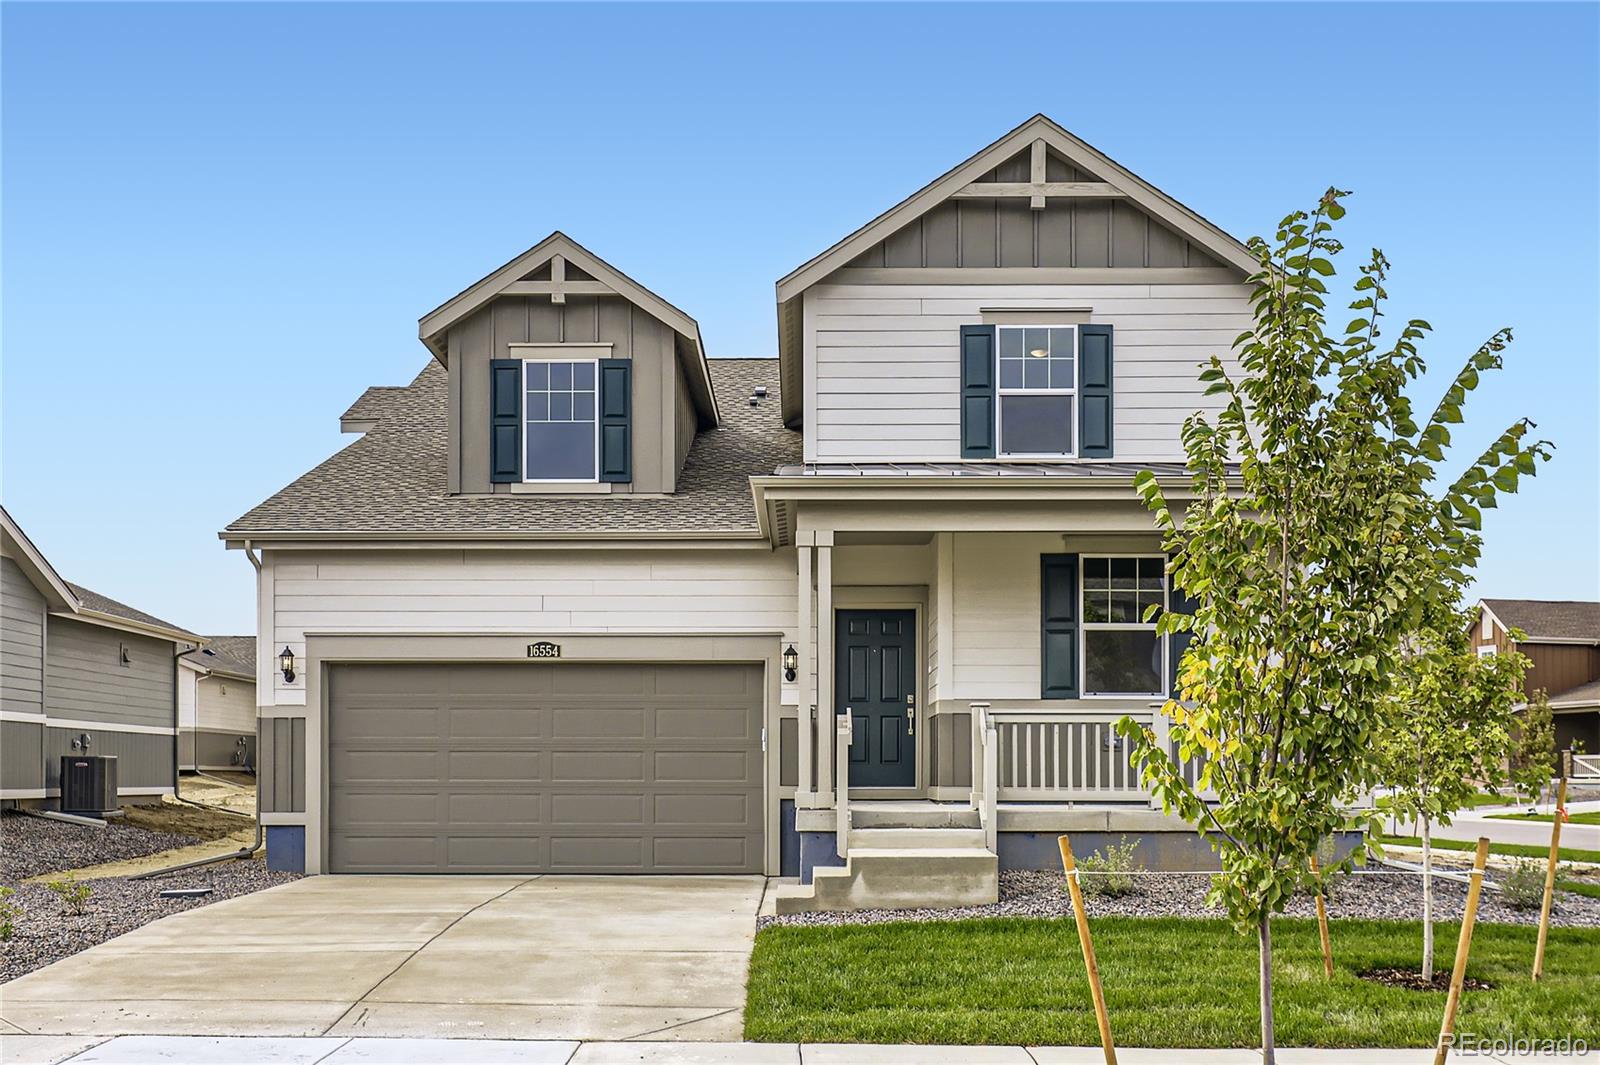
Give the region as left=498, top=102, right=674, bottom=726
left=1378, top=618, right=1529, bottom=980
left=1511, top=688, right=1557, bottom=804
left=1119, top=189, right=1552, bottom=1063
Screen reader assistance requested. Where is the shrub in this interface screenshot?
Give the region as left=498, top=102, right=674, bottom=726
left=1499, top=858, right=1549, bottom=911
left=45, top=873, right=91, bottom=916
left=0, top=885, right=19, bottom=940
left=1074, top=836, right=1142, bottom=898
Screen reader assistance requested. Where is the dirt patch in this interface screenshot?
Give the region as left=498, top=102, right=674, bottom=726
left=1359, top=967, right=1494, bottom=992
left=175, top=772, right=256, bottom=817
left=122, top=799, right=248, bottom=842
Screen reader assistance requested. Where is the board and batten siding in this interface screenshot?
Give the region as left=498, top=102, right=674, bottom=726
left=44, top=616, right=176, bottom=731
left=806, top=282, right=1253, bottom=462
left=1, top=556, right=46, bottom=716
left=264, top=548, right=800, bottom=705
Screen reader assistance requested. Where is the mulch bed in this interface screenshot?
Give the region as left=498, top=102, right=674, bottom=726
left=0, top=811, right=199, bottom=881
left=0, top=859, right=300, bottom=983
left=760, top=867, right=1600, bottom=930
left=1359, top=967, right=1494, bottom=992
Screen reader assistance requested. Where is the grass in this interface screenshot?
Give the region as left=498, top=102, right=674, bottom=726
left=1559, top=879, right=1600, bottom=900
left=1374, top=834, right=1600, bottom=865
left=1488, top=810, right=1600, bottom=826
left=745, top=916, right=1599, bottom=1047
left=1375, top=791, right=1510, bottom=812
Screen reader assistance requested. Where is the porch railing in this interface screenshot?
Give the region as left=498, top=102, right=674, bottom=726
left=835, top=708, right=853, bottom=851
left=970, top=703, right=998, bottom=854
left=1572, top=751, right=1600, bottom=784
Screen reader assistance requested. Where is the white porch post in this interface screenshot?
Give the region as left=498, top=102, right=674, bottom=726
left=815, top=531, right=835, bottom=807
left=795, top=532, right=814, bottom=804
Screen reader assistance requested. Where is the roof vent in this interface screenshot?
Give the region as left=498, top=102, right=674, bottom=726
left=754, top=386, right=768, bottom=398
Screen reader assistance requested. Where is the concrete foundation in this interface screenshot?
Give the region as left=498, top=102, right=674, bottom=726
left=266, top=825, right=305, bottom=873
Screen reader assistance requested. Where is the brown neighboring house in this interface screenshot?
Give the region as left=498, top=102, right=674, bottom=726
left=1476, top=598, right=1600, bottom=756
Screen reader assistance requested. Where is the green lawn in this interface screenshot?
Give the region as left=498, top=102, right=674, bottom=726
left=1488, top=810, right=1600, bottom=826
left=1375, top=834, right=1600, bottom=864
left=745, top=917, right=1599, bottom=1047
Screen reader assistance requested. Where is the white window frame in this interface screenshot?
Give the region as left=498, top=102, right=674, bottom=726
left=521, top=356, right=600, bottom=484
left=1080, top=553, right=1167, bottom=698
left=1476, top=644, right=1497, bottom=658
left=996, top=324, right=1078, bottom=459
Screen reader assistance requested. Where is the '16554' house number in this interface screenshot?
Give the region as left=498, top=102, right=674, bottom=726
left=527, top=641, right=561, bottom=659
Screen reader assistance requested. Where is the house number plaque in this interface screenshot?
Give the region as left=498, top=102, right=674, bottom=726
left=527, top=641, right=562, bottom=659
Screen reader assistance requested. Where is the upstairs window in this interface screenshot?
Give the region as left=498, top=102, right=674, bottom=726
left=1082, top=555, right=1166, bottom=696
left=524, top=360, right=597, bottom=482
left=997, top=326, right=1076, bottom=457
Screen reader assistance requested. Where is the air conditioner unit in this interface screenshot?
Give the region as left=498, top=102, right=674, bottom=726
left=60, top=755, right=119, bottom=815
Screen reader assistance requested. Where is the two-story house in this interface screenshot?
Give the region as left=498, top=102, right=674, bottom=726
left=1477, top=599, right=1600, bottom=761
left=224, top=115, right=1265, bottom=910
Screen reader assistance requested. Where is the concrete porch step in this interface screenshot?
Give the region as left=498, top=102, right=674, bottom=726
left=773, top=845, right=999, bottom=915
left=848, top=826, right=988, bottom=850
left=848, top=801, right=981, bottom=830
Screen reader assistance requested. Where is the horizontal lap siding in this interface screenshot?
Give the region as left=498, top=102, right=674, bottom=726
left=1, top=557, right=46, bottom=715
left=198, top=675, right=256, bottom=734
left=45, top=617, right=175, bottom=730
left=950, top=533, right=1057, bottom=701
left=810, top=283, right=1253, bottom=462
left=267, top=549, right=797, bottom=704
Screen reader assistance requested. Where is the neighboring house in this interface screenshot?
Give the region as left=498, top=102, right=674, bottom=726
left=178, top=637, right=257, bottom=772
left=224, top=114, right=1272, bottom=905
left=1477, top=598, right=1600, bottom=758
left=1, top=507, right=200, bottom=806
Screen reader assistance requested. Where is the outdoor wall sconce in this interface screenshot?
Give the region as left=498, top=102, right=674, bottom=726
left=783, top=644, right=798, bottom=682
left=279, top=646, right=297, bottom=684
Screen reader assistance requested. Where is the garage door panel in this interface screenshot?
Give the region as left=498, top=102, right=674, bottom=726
left=328, top=663, right=763, bottom=874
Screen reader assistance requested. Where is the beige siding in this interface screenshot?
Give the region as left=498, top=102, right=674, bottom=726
left=45, top=616, right=176, bottom=730
left=808, top=282, right=1253, bottom=462
left=1, top=556, right=46, bottom=716
left=197, top=674, right=256, bottom=734
left=674, top=356, right=697, bottom=477
left=264, top=548, right=799, bottom=706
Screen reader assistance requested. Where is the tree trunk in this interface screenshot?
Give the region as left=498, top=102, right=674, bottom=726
left=1258, top=914, right=1275, bottom=1065
left=1422, top=813, right=1434, bottom=981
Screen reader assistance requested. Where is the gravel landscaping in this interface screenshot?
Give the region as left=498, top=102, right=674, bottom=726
left=0, top=811, right=199, bottom=881
left=760, top=867, right=1600, bottom=930
left=0, top=859, right=300, bottom=983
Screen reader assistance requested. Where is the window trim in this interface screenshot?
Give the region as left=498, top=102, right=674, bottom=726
left=1080, top=552, right=1167, bottom=698
left=520, top=356, right=600, bottom=484
left=996, top=324, right=1078, bottom=459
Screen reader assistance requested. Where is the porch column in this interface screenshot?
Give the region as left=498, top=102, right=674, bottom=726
left=795, top=532, right=814, bottom=804
left=815, top=531, right=835, bottom=807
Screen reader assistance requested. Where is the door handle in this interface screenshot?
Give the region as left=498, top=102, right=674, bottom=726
left=906, top=695, right=915, bottom=736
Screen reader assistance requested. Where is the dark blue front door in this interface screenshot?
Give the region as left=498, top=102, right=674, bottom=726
left=836, top=609, right=917, bottom=789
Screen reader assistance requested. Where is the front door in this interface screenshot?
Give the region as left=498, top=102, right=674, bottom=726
left=836, top=609, right=917, bottom=789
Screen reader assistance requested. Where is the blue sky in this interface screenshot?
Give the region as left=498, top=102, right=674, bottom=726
left=3, top=2, right=1596, bottom=635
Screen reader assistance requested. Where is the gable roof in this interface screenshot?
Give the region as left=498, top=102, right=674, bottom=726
left=1, top=505, right=79, bottom=612
left=418, top=231, right=721, bottom=427
left=1549, top=678, right=1600, bottom=709
left=772, top=114, right=1262, bottom=427
left=181, top=635, right=256, bottom=681
left=340, top=385, right=408, bottom=434
left=66, top=582, right=199, bottom=643
left=1481, top=599, right=1600, bottom=644
left=223, top=358, right=800, bottom=541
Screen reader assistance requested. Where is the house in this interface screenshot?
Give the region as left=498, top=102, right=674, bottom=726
left=1477, top=599, right=1600, bottom=758
left=224, top=115, right=1268, bottom=907
left=1, top=507, right=200, bottom=806
left=178, top=637, right=257, bottom=772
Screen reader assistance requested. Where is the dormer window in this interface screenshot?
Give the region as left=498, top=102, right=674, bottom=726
left=524, top=359, right=598, bottom=482
left=998, top=326, right=1076, bottom=458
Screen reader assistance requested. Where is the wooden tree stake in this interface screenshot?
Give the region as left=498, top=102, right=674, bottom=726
left=1058, top=835, right=1117, bottom=1065
left=1533, top=775, right=1568, bottom=981
left=1310, top=853, right=1333, bottom=978
left=1433, top=837, right=1490, bottom=1065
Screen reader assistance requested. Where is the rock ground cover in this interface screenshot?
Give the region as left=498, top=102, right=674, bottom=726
left=0, top=811, right=198, bottom=881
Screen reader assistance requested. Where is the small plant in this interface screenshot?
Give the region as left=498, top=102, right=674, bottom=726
left=0, top=885, right=20, bottom=940
left=45, top=873, right=91, bottom=916
left=1074, top=836, right=1142, bottom=898
left=1499, top=859, right=1549, bottom=911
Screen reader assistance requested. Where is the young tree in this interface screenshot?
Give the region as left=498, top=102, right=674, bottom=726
left=1511, top=688, right=1557, bottom=804
left=1379, top=620, right=1529, bottom=980
left=1119, top=190, right=1552, bottom=1064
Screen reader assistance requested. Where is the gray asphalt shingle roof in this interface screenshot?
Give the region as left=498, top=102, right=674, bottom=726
left=67, top=582, right=198, bottom=640
left=1483, top=599, right=1600, bottom=643
left=225, top=358, right=801, bottom=538
left=181, top=636, right=256, bottom=679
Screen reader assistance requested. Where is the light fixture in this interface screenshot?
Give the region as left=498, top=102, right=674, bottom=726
left=1028, top=348, right=1049, bottom=358
left=279, top=646, right=296, bottom=684
left=782, top=644, right=798, bottom=682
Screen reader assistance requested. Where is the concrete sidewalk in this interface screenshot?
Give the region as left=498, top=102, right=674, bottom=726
left=4, top=1035, right=1591, bottom=1064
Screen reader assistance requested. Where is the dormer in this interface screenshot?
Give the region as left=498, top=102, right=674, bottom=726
left=419, top=233, right=720, bottom=495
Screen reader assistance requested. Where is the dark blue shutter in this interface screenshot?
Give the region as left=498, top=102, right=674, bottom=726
left=489, top=359, right=521, bottom=484
left=1078, top=324, right=1114, bottom=458
left=1041, top=554, right=1079, bottom=698
left=598, top=358, right=631, bottom=483
left=1168, top=561, right=1199, bottom=697
left=960, top=325, right=997, bottom=459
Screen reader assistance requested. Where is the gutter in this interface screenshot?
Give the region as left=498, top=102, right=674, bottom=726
left=134, top=541, right=266, bottom=880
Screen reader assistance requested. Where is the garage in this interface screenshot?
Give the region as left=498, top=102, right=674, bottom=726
left=326, top=662, right=764, bottom=874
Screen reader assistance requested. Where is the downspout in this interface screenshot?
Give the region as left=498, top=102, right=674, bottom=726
left=135, top=540, right=266, bottom=880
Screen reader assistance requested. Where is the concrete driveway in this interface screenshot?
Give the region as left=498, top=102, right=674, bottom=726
left=0, top=875, right=764, bottom=1042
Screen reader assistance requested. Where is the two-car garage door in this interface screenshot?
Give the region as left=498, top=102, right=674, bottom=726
left=327, top=662, right=764, bottom=874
